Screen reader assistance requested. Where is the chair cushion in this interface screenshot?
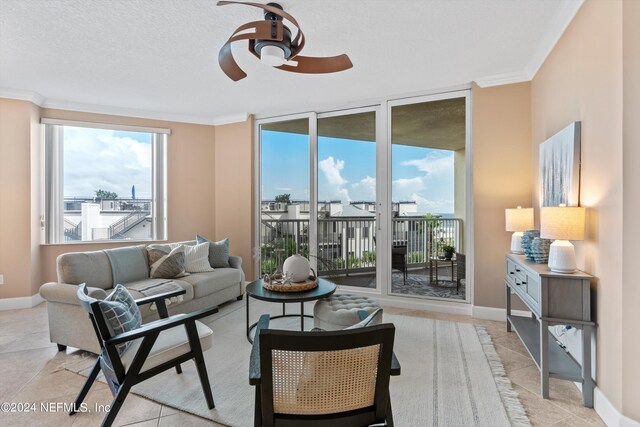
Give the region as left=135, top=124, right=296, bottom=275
left=97, top=284, right=142, bottom=354
left=147, top=245, right=189, bottom=279
left=121, top=317, right=213, bottom=373
left=179, top=268, right=242, bottom=298
left=345, top=309, right=384, bottom=330
left=196, top=235, right=230, bottom=268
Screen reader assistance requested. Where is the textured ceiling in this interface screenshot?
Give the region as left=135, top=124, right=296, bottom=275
left=0, top=0, right=582, bottom=123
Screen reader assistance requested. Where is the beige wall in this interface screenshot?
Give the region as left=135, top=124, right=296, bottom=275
left=0, top=99, right=38, bottom=298
left=531, top=0, right=627, bottom=415
left=213, top=118, right=255, bottom=281
left=472, top=82, right=532, bottom=309
left=622, top=0, right=640, bottom=420
left=0, top=102, right=225, bottom=296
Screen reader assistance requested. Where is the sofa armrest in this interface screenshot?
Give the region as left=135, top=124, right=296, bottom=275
left=228, top=255, right=242, bottom=270
left=40, top=282, right=108, bottom=305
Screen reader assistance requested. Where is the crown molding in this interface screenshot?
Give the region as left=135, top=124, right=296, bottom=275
left=473, top=71, right=532, bottom=88
left=474, top=0, right=583, bottom=89
left=0, top=87, right=46, bottom=105
left=0, top=87, right=249, bottom=126
left=525, top=0, right=585, bottom=79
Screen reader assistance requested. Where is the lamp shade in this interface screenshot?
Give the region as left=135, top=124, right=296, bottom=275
left=540, top=206, right=585, bottom=241
left=505, top=207, right=534, bottom=232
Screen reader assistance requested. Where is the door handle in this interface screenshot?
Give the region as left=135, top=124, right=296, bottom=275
left=377, top=212, right=381, bottom=231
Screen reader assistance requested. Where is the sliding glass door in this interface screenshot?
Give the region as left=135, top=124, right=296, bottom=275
left=256, top=89, right=470, bottom=303
left=258, top=115, right=313, bottom=277
left=316, top=108, right=378, bottom=288
left=388, top=93, right=469, bottom=301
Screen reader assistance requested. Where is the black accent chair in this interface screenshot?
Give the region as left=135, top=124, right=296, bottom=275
left=250, top=312, right=401, bottom=427
left=72, top=284, right=218, bottom=427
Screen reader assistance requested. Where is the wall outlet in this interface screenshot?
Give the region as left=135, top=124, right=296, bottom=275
left=0, top=274, right=4, bottom=285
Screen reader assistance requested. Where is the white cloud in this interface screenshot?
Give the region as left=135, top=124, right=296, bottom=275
left=393, top=176, right=424, bottom=191
left=351, top=176, right=376, bottom=201
left=402, top=153, right=453, bottom=176
left=318, top=156, right=350, bottom=202
left=63, top=127, right=152, bottom=198
left=409, top=193, right=454, bottom=214
left=275, top=187, right=292, bottom=191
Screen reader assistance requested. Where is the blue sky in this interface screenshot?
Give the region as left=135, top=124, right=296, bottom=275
left=261, top=130, right=455, bottom=214
left=64, top=127, right=152, bottom=199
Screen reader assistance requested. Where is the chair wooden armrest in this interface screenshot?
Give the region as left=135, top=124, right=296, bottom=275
left=357, top=310, right=401, bottom=375
left=134, top=288, right=186, bottom=306
left=249, top=314, right=271, bottom=385
left=106, top=305, right=218, bottom=345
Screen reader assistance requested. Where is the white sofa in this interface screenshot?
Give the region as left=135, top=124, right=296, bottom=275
left=39, top=241, right=245, bottom=354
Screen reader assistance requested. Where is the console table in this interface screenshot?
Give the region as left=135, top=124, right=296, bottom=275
left=505, top=253, right=595, bottom=407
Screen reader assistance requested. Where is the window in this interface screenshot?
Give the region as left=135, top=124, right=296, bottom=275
left=43, top=119, right=168, bottom=243
left=362, top=226, right=370, bottom=239
left=347, top=227, right=355, bottom=239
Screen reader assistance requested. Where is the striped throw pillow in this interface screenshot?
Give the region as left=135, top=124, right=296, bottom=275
left=184, top=241, right=214, bottom=273
left=147, top=244, right=189, bottom=279
left=98, top=284, right=142, bottom=354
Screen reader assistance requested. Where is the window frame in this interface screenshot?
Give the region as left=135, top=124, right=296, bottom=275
left=41, top=118, right=169, bottom=244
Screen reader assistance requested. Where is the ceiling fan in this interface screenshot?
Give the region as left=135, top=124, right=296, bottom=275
left=217, top=1, right=353, bottom=81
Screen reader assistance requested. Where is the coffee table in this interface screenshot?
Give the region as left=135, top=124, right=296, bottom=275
left=245, top=278, right=337, bottom=343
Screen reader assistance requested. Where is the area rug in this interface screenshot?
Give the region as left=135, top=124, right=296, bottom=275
left=391, top=272, right=466, bottom=300
left=65, top=301, right=529, bottom=427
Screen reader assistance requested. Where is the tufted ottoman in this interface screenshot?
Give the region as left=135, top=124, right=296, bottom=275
left=313, top=294, right=382, bottom=330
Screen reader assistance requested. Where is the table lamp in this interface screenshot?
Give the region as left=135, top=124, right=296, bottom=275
left=505, top=206, right=534, bottom=254
left=540, top=205, right=585, bottom=273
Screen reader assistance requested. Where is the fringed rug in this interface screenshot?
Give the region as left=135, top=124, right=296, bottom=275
left=65, top=301, right=529, bottom=427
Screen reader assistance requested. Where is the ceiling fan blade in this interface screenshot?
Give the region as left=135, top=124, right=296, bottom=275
left=276, top=54, right=353, bottom=74
left=218, top=20, right=283, bottom=81
left=217, top=1, right=304, bottom=48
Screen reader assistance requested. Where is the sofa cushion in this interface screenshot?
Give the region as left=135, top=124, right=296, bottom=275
left=196, top=235, right=230, bottom=268
left=179, top=268, right=242, bottom=299
left=184, top=242, right=215, bottom=273
left=104, top=245, right=149, bottom=286
left=147, top=245, right=188, bottom=279
left=125, top=278, right=194, bottom=319
left=57, top=251, right=114, bottom=289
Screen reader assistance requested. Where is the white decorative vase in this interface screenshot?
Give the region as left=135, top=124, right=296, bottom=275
left=282, top=254, right=310, bottom=282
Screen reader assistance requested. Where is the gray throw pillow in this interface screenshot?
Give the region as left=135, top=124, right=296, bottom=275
left=147, top=244, right=189, bottom=279
left=196, top=235, right=230, bottom=268
left=98, top=284, right=142, bottom=354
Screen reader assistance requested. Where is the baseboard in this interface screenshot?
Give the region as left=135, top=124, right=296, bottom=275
left=0, top=293, right=45, bottom=311
left=471, top=305, right=531, bottom=321
left=594, top=387, right=640, bottom=427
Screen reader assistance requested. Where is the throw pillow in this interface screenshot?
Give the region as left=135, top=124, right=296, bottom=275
left=97, top=284, right=142, bottom=355
left=344, top=308, right=384, bottom=330
left=147, top=244, right=189, bottom=279
left=196, top=235, right=230, bottom=268
left=184, top=241, right=214, bottom=273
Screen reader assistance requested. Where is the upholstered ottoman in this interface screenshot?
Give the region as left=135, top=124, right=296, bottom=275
left=313, top=294, right=382, bottom=330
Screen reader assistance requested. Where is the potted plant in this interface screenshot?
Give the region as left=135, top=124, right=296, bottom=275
left=441, top=244, right=455, bottom=260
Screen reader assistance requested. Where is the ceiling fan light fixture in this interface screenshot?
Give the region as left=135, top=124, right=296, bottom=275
left=260, top=44, right=286, bottom=66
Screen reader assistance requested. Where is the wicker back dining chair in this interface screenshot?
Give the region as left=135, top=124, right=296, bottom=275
left=250, top=313, right=400, bottom=427
left=72, top=284, right=218, bottom=427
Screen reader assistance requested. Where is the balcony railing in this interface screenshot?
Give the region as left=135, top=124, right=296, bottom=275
left=260, top=217, right=463, bottom=276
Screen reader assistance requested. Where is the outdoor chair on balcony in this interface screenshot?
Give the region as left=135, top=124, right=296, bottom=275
left=250, top=311, right=401, bottom=427
left=392, top=245, right=408, bottom=283
left=72, top=284, right=218, bottom=427
left=373, top=236, right=407, bottom=283
left=456, top=252, right=466, bottom=294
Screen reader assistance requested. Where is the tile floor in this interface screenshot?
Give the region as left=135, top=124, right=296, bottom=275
left=0, top=301, right=605, bottom=426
